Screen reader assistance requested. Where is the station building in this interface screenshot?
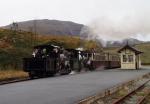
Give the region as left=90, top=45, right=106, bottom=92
left=118, top=44, right=143, bottom=69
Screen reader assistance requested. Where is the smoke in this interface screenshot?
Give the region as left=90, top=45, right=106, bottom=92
left=80, top=13, right=150, bottom=46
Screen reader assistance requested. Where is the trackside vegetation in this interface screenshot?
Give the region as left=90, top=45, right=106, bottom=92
left=0, top=28, right=100, bottom=70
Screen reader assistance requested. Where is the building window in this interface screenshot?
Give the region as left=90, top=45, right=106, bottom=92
left=128, top=55, right=134, bottom=62
left=123, top=55, right=127, bottom=62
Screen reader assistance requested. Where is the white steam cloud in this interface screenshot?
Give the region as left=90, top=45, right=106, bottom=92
left=81, top=14, right=150, bottom=42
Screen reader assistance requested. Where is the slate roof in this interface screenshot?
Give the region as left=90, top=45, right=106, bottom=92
left=118, top=44, right=143, bottom=55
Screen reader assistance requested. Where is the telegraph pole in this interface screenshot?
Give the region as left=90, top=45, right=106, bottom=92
left=10, top=22, right=18, bottom=43
left=28, top=26, right=34, bottom=47
left=11, top=22, right=18, bottom=32
left=33, top=20, right=37, bottom=46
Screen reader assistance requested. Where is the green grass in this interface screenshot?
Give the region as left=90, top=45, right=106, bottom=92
left=135, top=42, right=150, bottom=65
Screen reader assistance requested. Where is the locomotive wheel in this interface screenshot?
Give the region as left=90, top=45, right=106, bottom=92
left=59, top=68, right=71, bottom=75
left=46, top=72, right=55, bottom=77
left=37, top=73, right=44, bottom=78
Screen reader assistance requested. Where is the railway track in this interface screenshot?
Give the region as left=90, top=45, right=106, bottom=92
left=112, top=80, right=150, bottom=104
left=0, top=70, right=80, bottom=85
left=0, top=77, right=30, bottom=85
left=78, top=73, right=150, bottom=104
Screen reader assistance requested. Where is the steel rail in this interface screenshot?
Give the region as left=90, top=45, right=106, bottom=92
left=112, top=80, right=150, bottom=104
left=78, top=72, right=150, bottom=104
left=137, top=91, right=150, bottom=104
left=0, top=77, right=30, bottom=85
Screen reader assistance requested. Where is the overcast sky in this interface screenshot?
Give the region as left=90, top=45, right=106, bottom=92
left=0, top=0, right=150, bottom=41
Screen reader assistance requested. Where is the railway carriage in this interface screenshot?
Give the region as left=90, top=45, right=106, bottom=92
left=92, top=52, right=120, bottom=69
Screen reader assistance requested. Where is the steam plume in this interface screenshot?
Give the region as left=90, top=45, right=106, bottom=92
left=80, top=14, right=150, bottom=43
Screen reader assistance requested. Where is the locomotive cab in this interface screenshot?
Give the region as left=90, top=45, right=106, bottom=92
left=23, top=44, right=60, bottom=78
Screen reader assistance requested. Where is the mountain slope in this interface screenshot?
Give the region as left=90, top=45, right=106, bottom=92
left=3, top=19, right=84, bottom=36
left=106, top=38, right=144, bottom=47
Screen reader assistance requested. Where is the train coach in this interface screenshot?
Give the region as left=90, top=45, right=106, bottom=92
left=91, top=52, right=121, bottom=69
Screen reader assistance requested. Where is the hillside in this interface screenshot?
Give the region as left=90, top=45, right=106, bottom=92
left=0, top=29, right=99, bottom=70
left=3, top=19, right=84, bottom=36
left=2, top=19, right=146, bottom=47
left=0, top=29, right=33, bottom=69
left=106, top=38, right=144, bottom=47
left=135, top=42, right=150, bottom=65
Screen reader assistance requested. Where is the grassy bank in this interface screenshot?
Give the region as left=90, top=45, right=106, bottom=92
left=0, top=70, right=28, bottom=81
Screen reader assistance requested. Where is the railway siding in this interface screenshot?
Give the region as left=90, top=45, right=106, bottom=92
left=78, top=72, right=150, bottom=104
left=112, top=80, right=150, bottom=104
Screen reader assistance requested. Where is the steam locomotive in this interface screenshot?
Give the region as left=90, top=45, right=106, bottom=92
left=23, top=44, right=87, bottom=78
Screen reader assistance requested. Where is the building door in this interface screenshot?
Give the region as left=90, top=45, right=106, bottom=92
left=135, top=55, right=139, bottom=69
